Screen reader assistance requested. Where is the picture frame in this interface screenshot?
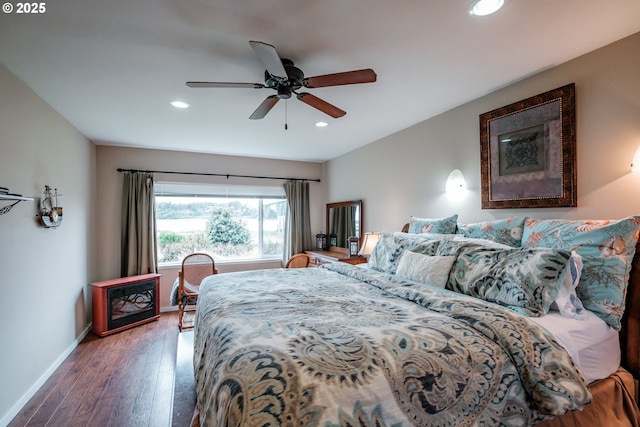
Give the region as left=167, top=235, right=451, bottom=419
left=479, top=83, right=576, bottom=209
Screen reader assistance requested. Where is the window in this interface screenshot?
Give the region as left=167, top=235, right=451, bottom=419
left=155, top=182, right=286, bottom=265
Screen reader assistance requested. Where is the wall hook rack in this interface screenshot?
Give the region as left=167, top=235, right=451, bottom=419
left=0, top=186, right=34, bottom=216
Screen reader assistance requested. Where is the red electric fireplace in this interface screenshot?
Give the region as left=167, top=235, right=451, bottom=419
left=90, top=273, right=161, bottom=337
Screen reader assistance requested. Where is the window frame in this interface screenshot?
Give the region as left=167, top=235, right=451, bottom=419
left=154, top=182, right=286, bottom=266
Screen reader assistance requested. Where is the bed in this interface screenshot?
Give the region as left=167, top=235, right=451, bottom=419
left=191, top=216, right=640, bottom=427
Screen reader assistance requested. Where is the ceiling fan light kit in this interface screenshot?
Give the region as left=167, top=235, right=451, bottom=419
left=186, top=40, right=376, bottom=120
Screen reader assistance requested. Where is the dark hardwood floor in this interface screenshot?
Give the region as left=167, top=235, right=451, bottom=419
left=9, top=312, right=185, bottom=427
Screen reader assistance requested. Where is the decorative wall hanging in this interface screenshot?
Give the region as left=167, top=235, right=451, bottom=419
left=480, top=83, right=576, bottom=209
left=39, top=185, right=63, bottom=228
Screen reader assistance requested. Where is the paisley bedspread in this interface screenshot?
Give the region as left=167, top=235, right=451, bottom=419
left=193, top=262, right=591, bottom=427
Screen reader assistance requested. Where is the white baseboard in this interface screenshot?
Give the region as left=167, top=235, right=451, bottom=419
left=0, top=323, right=92, bottom=427
left=161, top=305, right=178, bottom=313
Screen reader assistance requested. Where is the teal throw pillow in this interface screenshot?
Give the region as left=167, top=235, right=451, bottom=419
left=368, top=232, right=440, bottom=274
left=438, top=239, right=571, bottom=316
left=457, top=217, right=526, bottom=247
left=408, top=214, right=458, bottom=234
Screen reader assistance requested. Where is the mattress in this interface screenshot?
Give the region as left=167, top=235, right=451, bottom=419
left=531, top=310, right=620, bottom=384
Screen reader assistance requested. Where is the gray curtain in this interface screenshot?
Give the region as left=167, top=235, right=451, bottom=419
left=121, top=171, right=158, bottom=277
left=283, top=180, right=312, bottom=262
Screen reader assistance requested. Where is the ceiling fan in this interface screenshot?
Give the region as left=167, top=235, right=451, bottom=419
left=186, top=41, right=377, bottom=120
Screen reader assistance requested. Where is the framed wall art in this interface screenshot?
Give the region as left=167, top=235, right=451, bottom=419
left=479, top=83, right=576, bottom=209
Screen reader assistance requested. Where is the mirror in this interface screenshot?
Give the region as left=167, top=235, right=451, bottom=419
left=326, top=200, right=362, bottom=250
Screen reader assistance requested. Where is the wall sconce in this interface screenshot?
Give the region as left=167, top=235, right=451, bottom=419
left=358, top=232, right=381, bottom=257
left=468, top=0, right=505, bottom=16
left=631, top=146, right=640, bottom=172
left=39, top=185, right=63, bottom=228
left=445, top=169, right=466, bottom=192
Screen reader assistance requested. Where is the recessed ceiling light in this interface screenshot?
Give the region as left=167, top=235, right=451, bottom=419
left=314, top=121, right=328, bottom=128
left=468, top=0, right=504, bottom=16
left=170, top=100, right=190, bottom=109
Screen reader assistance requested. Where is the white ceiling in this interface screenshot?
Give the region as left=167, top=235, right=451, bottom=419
left=1, top=0, right=640, bottom=162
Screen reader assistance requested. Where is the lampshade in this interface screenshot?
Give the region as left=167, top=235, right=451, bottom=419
left=359, top=232, right=381, bottom=256
left=631, top=146, right=640, bottom=172
left=445, top=169, right=466, bottom=192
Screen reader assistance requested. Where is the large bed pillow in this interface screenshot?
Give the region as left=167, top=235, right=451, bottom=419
left=521, top=217, right=640, bottom=330
left=438, top=239, right=571, bottom=316
left=396, top=251, right=455, bottom=288
left=407, top=214, right=458, bottom=234
left=457, top=217, right=526, bottom=247
left=368, top=232, right=440, bottom=274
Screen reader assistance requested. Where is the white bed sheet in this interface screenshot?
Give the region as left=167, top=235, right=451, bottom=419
left=530, top=310, right=620, bottom=384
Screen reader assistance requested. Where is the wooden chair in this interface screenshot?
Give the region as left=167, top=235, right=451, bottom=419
left=178, top=253, right=217, bottom=331
left=285, top=253, right=310, bottom=268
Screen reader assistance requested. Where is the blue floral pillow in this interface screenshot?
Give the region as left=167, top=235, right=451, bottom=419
left=408, top=214, right=458, bottom=234
left=438, top=239, right=571, bottom=316
left=521, top=217, right=640, bottom=330
left=368, top=232, right=440, bottom=274
left=457, top=217, right=526, bottom=247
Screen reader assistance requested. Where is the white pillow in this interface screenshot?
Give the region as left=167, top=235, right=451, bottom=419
left=396, top=251, right=455, bottom=288
left=551, top=251, right=585, bottom=319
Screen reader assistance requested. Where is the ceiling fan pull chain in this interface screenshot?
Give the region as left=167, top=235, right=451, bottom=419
left=285, top=100, right=288, bottom=130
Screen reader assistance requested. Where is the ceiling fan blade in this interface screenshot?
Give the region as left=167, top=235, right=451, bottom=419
left=303, top=69, right=377, bottom=88
left=186, top=81, right=265, bottom=89
left=296, top=92, right=346, bottom=118
left=249, top=40, right=287, bottom=79
left=250, top=95, right=280, bottom=120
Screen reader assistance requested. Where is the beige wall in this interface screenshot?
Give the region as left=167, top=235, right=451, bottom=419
left=95, top=145, right=324, bottom=308
left=0, top=64, right=97, bottom=423
left=325, top=32, right=640, bottom=232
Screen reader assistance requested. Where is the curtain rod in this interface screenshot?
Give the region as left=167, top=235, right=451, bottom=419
left=116, top=168, right=321, bottom=182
